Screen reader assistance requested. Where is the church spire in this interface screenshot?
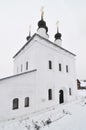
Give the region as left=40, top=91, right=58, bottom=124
left=26, top=25, right=31, bottom=41
left=54, top=21, right=62, bottom=46
left=54, top=21, right=62, bottom=40
left=41, top=7, right=44, bottom=20
left=56, top=21, right=59, bottom=33
left=37, top=7, right=48, bottom=36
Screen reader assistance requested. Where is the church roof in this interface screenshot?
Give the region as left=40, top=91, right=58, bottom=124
left=13, top=33, right=76, bottom=58
left=0, top=69, right=37, bottom=82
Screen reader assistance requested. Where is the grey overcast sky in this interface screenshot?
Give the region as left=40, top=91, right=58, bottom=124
left=0, top=0, right=86, bottom=79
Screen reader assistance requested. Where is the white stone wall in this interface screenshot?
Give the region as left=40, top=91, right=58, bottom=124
left=33, top=35, right=77, bottom=110
left=13, top=39, right=38, bottom=74
left=0, top=70, right=36, bottom=121
left=12, top=34, right=77, bottom=117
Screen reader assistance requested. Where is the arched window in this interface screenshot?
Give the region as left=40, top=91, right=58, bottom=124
left=48, top=89, right=52, bottom=100
left=69, top=88, right=72, bottom=95
left=59, top=63, right=62, bottom=71
left=26, top=61, right=28, bottom=70
left=66, top=65, right=69, bottom=73
left=25, top=97, right=29, bottom=107
left=13, top=98, right=19, bottom=110
left=49, top=61, right=52, bottom=69
left=21, top=64, right=23, bottom=72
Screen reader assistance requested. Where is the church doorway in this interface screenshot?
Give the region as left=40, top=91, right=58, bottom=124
left=59, top=90, right=64, bottom=104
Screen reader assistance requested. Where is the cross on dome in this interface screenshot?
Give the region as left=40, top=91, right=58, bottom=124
left=29, top=25, right=31, bottom=36
left=56, top=21, right=59, bottom=33
left=26, top=25, right=31, bottom=41
left=37, top=7, right=48, bottom=33
left=54, top=20, right=62, bottom=40
left=40, top=7, right=44, bottom=20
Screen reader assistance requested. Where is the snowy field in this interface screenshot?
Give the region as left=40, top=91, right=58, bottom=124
left=0, top=90, right=86, bottom=130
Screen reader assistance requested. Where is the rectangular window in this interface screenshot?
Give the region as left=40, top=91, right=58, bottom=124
left=66, top=65, right=68, bottom=72
left=26, top=61, right=28, bottom=70
left=13, top=98, right=19, bottom=110
left=25, top=97, right=29, bottom=107
left=17, top=67, right=19, bottom=73
left=21, top=64, right=23, bottom=72
left=59, top=63, right=61, bottom=71
left=49, top=61, right=52, bottom=69
left=69, top=88, right=72, bottom=95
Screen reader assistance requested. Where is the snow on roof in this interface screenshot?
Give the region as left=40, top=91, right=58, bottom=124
left=0, top=69, right=37, bottom=82
left=80, top=80, right=86, bottom=87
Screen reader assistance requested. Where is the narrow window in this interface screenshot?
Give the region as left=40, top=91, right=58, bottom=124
left=69, top=88, right=72, bottom=95
left=49, top=61, right=52, bottom=69
left=21, top=64, right=23, bottom=72
left=25, top=97, right=29, bottom=107
left=17, top=67, right=19, bottom=73
left=48, top=89, right=52, bottom=100
left=26, top=61, right=28, bottom=70
left=59, top=63, right=61, bottom=71
left=13, top=98, right=19, bottom=110
left=66, top=65, right=68, bottom=72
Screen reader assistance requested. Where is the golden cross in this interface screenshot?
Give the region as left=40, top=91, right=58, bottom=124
left=56, top=21, right=59, bottom=32
left=40, top=7, right=44, bottom=20
left=29, top=25, right=31, bottom=36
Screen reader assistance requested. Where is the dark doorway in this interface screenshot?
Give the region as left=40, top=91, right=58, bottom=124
left=59, top=90, right=64, bottom=104
left=48, top=89, right=52, bottom=100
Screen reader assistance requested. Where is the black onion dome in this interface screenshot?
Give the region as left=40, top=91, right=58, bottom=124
left=55, top=32, right=62, bottom=40
left=45, top=26, right=48, bottom=33
left=38, top=19, right=48, bottom=33
left=38, top=19, right=46, bottom=27
left=26, top=35, right=31, bottom=41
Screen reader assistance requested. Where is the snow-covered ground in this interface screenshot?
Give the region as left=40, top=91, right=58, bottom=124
left=0, top=90, right=86, bottom=130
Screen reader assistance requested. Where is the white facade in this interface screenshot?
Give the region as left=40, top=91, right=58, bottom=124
left=0, top=70, right=36, bottom=120
left=0, top=28, right=77, bottom=121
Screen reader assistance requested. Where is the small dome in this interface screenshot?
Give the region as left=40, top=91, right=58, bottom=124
left=26, top=35, right=31, bottom=41
left=45, top=26, right=48, bottom=33
left=26, top=25, right=31, bottom=41
left=54, top=32, right=62, bottom=40
left=38, top=19, right=48, bottom=33
left=38, top=19, right=46, bottom=28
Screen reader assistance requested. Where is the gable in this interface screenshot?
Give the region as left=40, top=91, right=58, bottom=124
left=13, top=33, right=76, bottom=59
left=13, top=33, right=37, bottom=58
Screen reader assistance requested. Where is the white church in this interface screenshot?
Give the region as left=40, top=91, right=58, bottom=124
left=0, top=11, right=77, bottom=121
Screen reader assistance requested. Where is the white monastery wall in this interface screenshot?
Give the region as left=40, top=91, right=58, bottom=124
left=34, top=35, right=77, bottom=110
left=12, top=34, right=77, bottom=117
left=13, top=39, right=38, bottom=74
left=0, top=70, right=36, bottom=121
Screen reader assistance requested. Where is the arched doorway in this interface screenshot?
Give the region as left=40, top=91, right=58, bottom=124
left=59, top=90, right=64, bottom=104
left=48, top=89, right=52, bottom=100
